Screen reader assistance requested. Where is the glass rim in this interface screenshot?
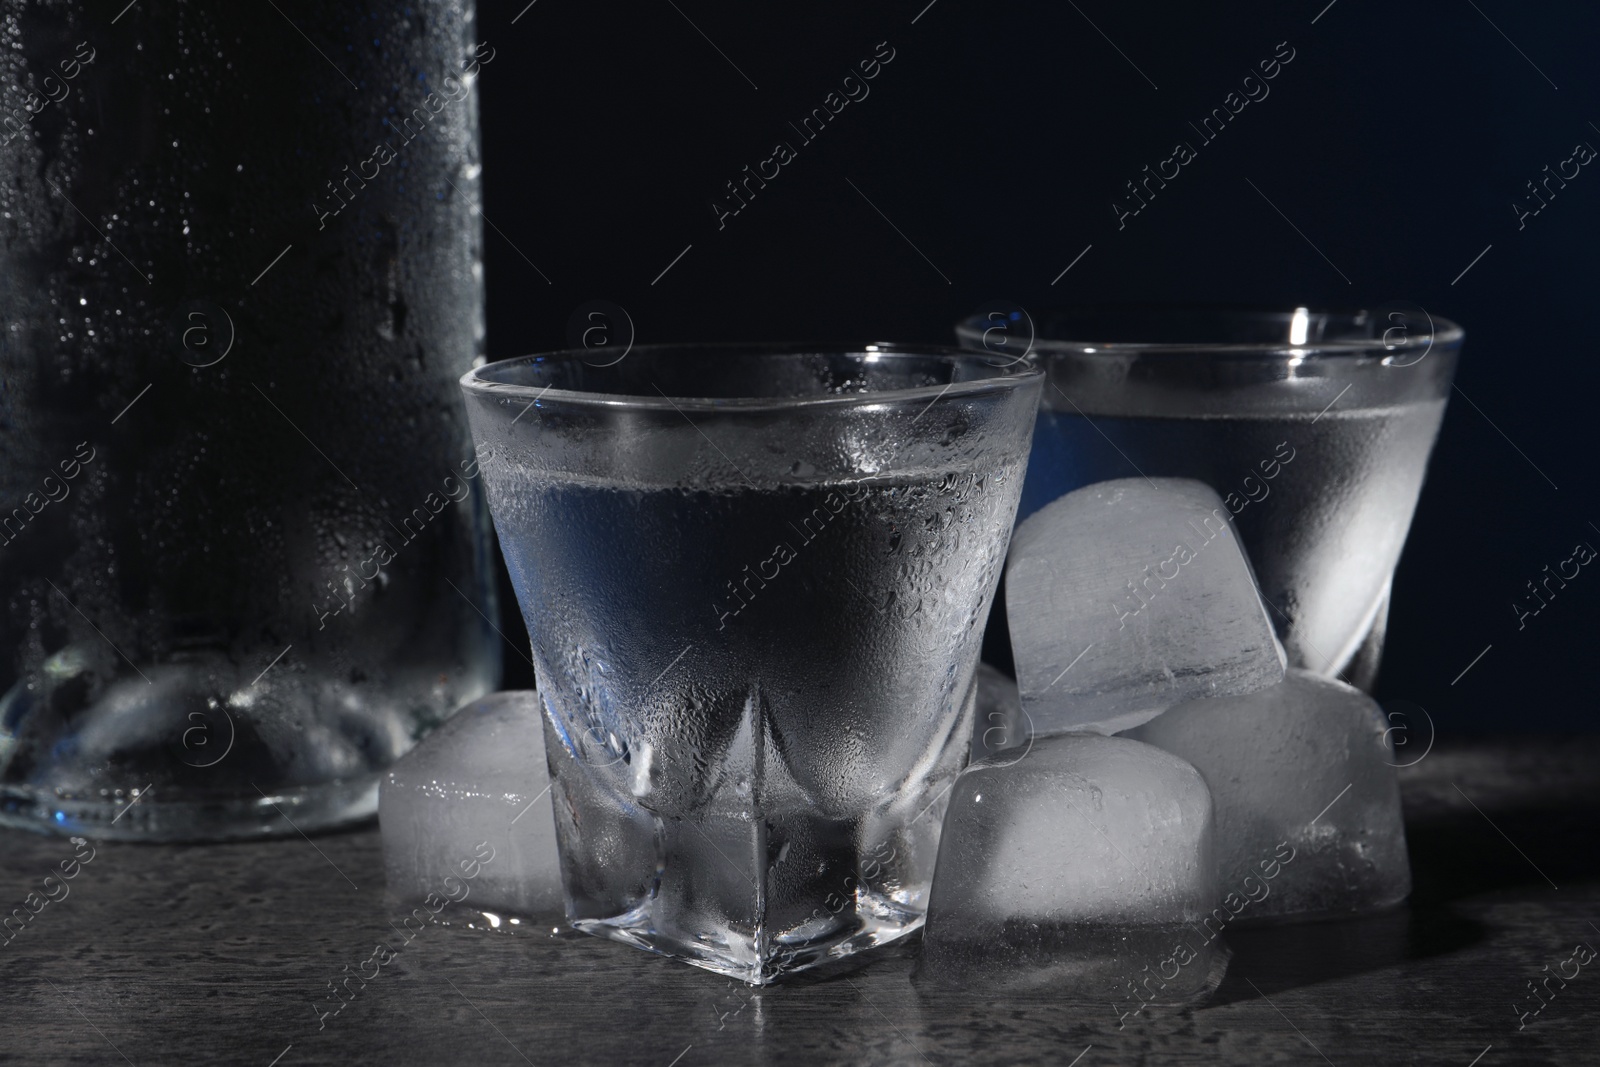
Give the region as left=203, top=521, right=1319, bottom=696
left=459, top=342, right=1043, bottom=413
left=954, top=305, right=1463, bottom=358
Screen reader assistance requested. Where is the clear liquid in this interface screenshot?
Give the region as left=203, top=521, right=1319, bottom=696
left=1020, top=401, right=1447, bottom=675
left=491, top=466, right=1021, bottom=981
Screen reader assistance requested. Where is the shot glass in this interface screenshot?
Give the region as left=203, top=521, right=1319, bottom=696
left=958, top=306, right=1460, bottom=688
left=460, top=344, right=1042, bottom=983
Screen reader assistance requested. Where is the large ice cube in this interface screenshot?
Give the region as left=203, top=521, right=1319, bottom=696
left=1127, top=668, right=1410, bottom=920
left=921, top=733, right=1228, bottom=1006
left=380, top=691, right=563, bottom=924
left=1007, top=477, right=1285, bottom=736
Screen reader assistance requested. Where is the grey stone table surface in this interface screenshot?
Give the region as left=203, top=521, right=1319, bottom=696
left=2, top=737, right=1598, bottom=1067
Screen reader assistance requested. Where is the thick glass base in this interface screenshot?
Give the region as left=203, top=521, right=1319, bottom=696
left=0, top=776, right=379, bottom=842
left=574, top=896, right=926, bottom=985
left=544, top=689, right=964, bottom=986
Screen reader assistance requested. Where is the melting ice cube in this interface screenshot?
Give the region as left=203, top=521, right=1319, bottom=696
left=921, top=733, right=1228, bottom=1004
left=380, top=691, right=563, bottom=923
left=1127, top=668, right=1410, bottom=919
left=1007, top=477, right=1285, bottom=736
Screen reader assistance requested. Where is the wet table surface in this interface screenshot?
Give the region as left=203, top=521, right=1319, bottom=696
left=2, top=736, right=1598, bottom=1067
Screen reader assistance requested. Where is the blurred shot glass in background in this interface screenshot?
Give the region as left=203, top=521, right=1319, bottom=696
left=958, top=306, right=1460, bottom=689
left=460, top=344, right=1041, bottom=983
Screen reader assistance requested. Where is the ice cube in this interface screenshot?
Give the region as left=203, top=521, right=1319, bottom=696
left=1007, top=477, right=1285, bottom=736
left=1127, top=668, right=1410, bottom=920
left=380, top=691, right=563, bottom=923
left=921, top=733, right=1228, bottom=1005
left=970, top=662, right=1027, bottom=762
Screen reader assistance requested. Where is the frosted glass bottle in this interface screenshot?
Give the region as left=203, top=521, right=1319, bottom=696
left=0, top=1, right=499, bottom=838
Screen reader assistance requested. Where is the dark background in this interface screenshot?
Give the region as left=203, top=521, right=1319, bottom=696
left=474, top=0, right=1598, bottom=734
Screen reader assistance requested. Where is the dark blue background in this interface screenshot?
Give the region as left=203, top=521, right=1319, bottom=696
left=475, top=0, right=1599, bottom=735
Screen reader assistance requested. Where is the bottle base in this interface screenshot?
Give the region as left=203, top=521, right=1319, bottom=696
left=0, top=776, right=379, bottom=842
